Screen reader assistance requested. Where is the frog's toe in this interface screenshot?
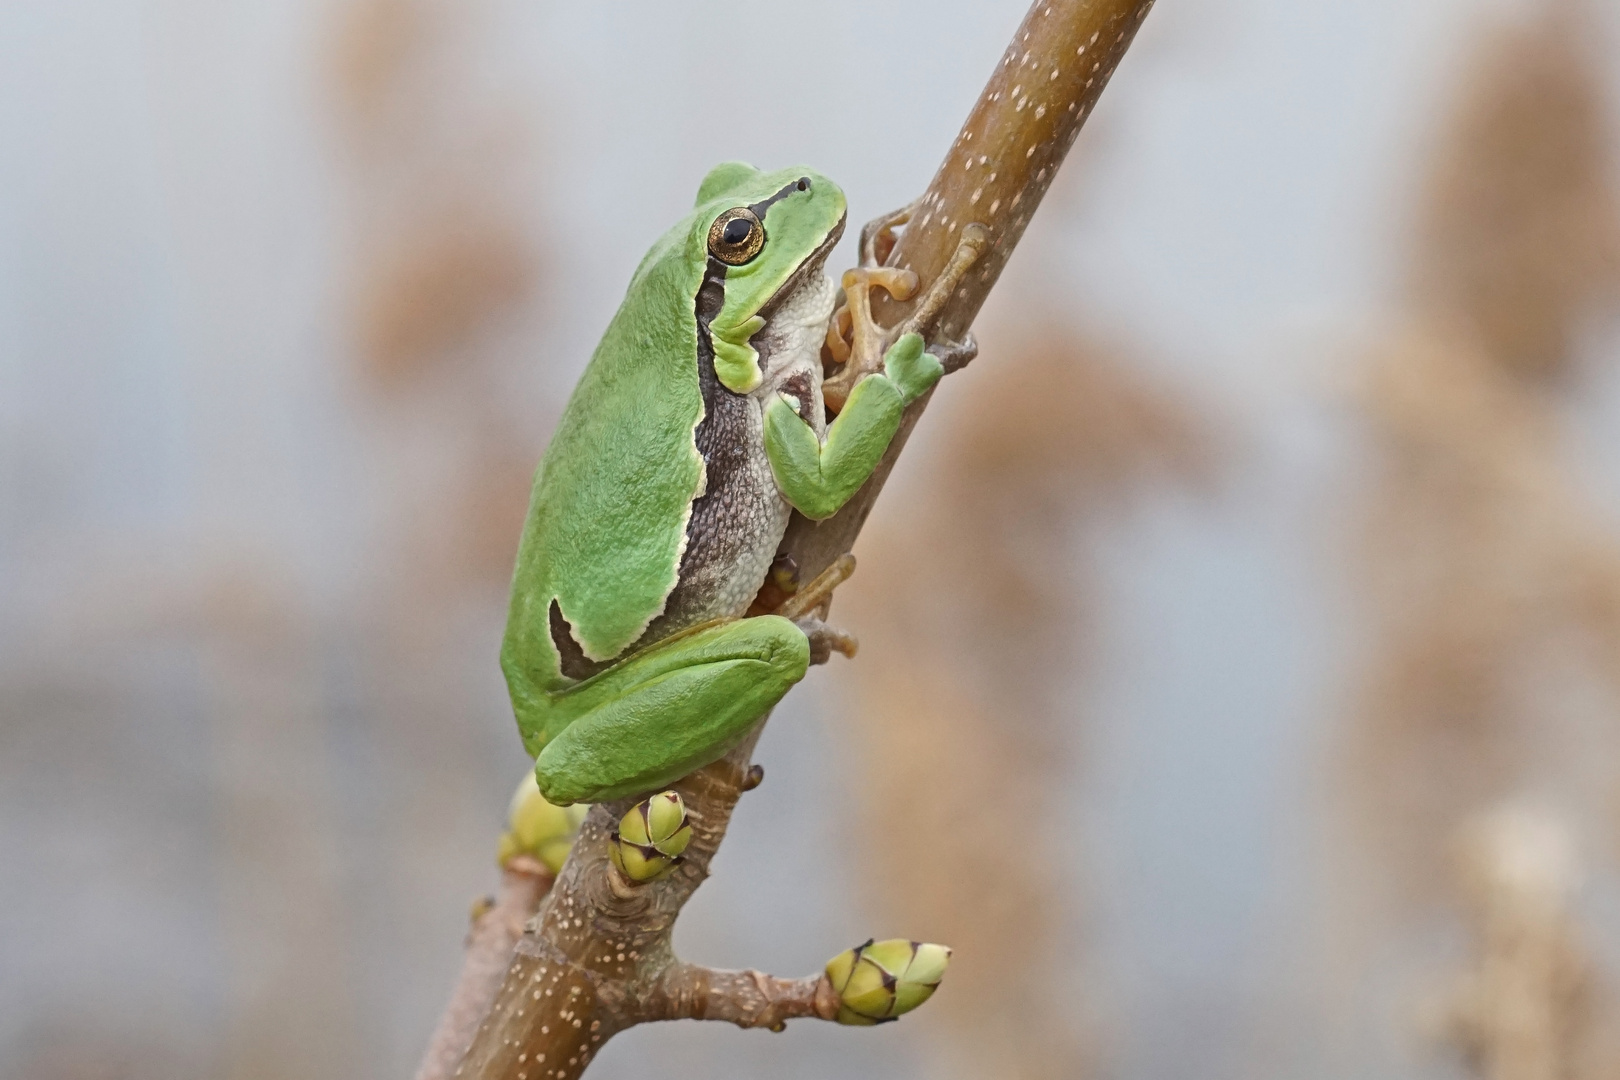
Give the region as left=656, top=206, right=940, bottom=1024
left=858, top=200, right=920, bottom=268
left=794, top=616, right=858, bottom=666
left=930, top=333, right=978, bottom=374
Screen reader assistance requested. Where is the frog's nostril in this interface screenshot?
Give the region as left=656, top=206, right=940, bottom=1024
left=797, top=177, right=810, bottom=192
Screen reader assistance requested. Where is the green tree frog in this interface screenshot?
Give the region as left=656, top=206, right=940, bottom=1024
left=501, top=163, right=947, bottom=806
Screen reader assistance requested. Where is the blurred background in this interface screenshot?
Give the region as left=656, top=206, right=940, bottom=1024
left=5, top=0, right=1620, bottom=1077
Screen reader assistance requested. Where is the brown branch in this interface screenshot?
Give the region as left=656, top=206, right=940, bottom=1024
left=415, top=859, right=554, bottom=1080
left=456, top=730, right=766, bottom=1080
left=452, top=2, right=1156, bottom=1077
left=783, top=0, right=1157, bottom=582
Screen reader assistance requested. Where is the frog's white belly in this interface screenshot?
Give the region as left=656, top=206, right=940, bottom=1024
left=645, top=268, right=836, bottom=640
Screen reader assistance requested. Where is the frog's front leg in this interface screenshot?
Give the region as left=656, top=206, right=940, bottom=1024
left=765, top=332, right=942, bottom=521
left=530, top=616, right=810, bottom=805
left=859, top=200, right=920, bottom=268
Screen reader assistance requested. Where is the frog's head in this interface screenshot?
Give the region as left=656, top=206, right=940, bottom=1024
left=690, top=162, right=847, bottom=394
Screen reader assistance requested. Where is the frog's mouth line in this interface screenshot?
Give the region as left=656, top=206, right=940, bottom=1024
left=752, top=211, right=847, bottom=325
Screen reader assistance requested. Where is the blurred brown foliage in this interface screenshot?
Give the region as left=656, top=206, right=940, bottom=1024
left=1345, top=0, right=1620, bottom=901
left=1426, top=805, right=1591, bottom=1080
left=1408, top=2, right=1620, bottom=382
left=98, top=9, right=559, bottom=1080
left=843, top=322, right=1212, bottom=1080
left=1337, top=2, right=1620, bottom=1070
left=331, top=0, right=541, bottom=388
left=329, top=0, right=547, bottom=606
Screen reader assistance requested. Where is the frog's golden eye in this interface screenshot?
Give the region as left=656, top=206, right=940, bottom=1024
left=707, top=207, right=765, bottom=266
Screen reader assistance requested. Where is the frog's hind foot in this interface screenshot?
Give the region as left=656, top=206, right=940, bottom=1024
left=770, top=553, right=859, bottom=665
left=774, top=553, right=856, bottom=620
left=793, top=616, right=858, bottom=666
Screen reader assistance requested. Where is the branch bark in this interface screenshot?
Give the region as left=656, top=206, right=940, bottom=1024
left=416, top=860, right=554, bottom=1080
left=448, top=3, right=1156, bottom=1077
left=782, top=0, right=1157, bottom=582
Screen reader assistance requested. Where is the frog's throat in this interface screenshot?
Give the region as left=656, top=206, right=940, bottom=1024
left=708, top=210, right=847, bottom=395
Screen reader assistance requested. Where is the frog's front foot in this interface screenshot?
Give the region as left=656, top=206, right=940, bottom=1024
left=794, top=616, right=858, bottom=666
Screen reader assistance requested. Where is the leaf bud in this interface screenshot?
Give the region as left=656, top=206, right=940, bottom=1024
left=609, top=791, right=692, bottom=883
left=824, top=938, right=952, bottom=1025
left=496, top=772, right=587, bottom=874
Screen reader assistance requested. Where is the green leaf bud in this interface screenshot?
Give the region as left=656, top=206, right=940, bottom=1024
left=824, top=938, right=952, bottom=1025
left=497, top=772, right=588, bottom=874
left=609, top=791, right=691, bottom=883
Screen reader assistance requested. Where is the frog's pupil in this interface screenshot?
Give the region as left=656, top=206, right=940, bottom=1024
left=722, top=218, right=752, bottom=246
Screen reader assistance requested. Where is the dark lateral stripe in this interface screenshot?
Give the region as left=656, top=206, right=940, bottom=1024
left=550, top=598, right=612, bottom=681
left=694, top=256, right=728, bottom=406
left=747, top=176, right=811, bottom=219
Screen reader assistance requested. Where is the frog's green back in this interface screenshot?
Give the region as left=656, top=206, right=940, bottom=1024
left=502, top=213, right=708, bottom=705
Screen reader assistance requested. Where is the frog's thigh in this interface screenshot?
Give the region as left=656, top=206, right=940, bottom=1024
left=535, top=616, right=810, bottom=805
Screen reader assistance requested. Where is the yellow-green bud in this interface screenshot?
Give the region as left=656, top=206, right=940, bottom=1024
left=609, top=791, right=692, bottom=883
left=496, top=772, right=588, bottom=874
left=824, top=939, right=951, bottom=1025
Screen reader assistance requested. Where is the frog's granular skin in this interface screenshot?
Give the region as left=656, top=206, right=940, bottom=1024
left=646, top=248, right=839, bottom=645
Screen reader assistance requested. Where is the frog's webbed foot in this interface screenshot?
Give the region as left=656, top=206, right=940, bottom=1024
left=897, top=222, right=991, bottom=343
left=795, top=617, right=858, bottom=666
left=824, top=214, right=990, bottom=413
left=859, top=200, right=920, bottom=269
left=774, top=553, right=855, bottom=620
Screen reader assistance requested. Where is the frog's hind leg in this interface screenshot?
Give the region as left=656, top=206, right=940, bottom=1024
left=533, top=616, right=811, bottom=806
